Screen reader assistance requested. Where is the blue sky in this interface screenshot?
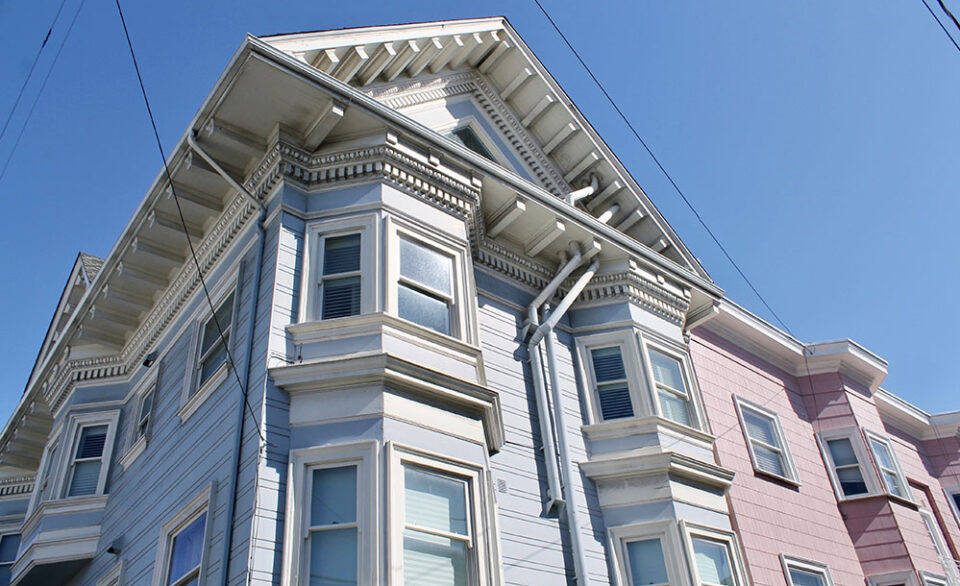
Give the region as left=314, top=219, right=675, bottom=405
left=1, top=1, right=958, bottom=421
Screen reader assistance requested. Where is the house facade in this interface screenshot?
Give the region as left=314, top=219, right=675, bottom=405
left=0, top=17, right=958, bottom=586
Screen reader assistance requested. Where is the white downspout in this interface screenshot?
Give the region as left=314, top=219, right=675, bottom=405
left=527, top=242, right=585, bottom=511
left=538, top=258, right=599, bottom=586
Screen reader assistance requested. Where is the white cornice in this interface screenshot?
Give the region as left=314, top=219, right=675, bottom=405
left=874, top=388, right=960, bottom=441
left=698, top=300, right=888, bottom=391
left=580, top=449, right=735, bottom=489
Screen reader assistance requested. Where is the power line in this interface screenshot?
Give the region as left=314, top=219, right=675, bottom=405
left=920, top=0, right=960, bottom=54
left=936, top=0, right=960, bottom=35
left=113, top=0, right=265, bottom=443
left=0, top=0, right=70, bottom=145
left=0, top=0, right=84, bottom=185
left=531, top=0, right=795, bottom=338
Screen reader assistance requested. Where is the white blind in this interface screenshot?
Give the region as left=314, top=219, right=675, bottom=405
left=752, top=444, right=784, bottom=477
left=627, top=538, right=668, bottom=585
left=403, top=532, right=467, bottom=586
left=309, top=528, right=358, bottom=586
left=692, top=537, right=734, bottom=586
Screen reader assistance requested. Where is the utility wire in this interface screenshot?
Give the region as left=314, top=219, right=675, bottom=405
left=920, top=0, right=960, bottom=54
left=0, top=0, right=84, bottom=185
left=113, top=0, right=264, bottom=443
left=936, top=0, right=960, bottom=35
left=0, top=0, right=69, bottom=145
left=532, top=0, right=795, bottom=338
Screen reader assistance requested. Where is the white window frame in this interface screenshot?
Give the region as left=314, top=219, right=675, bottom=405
left=281, top=441, right=378, bottom=586
left=386, top=442, right=498, bottom=586
left=300, top=214, right=378, bottom=323
left=180, top=282, right=239, bottom=422
left=97, top=562, right=123, bottom=586
left=919, top=509, right=960, bottom=585
left=0, top=530, right=21, bottom=583
left=27, top=425, right=63, bottom=515
left=385, top=216, right=475, bottom=344
left=51, top=410, right=120, bottom=500
left=609, top=520, right=686, bottom=586
left=152, top=484, right=214, bottom=586
left=864, top=430, right=913, bottom=501
left=576, top=331, right=648, bottom=424
left=640, top=335, right=706, bottom=431
left=920, top=572, right=949, bottom=586
left=868, top=570, right=920, bottom=586
left=734, top=396, right=799, bottom=484
left=944, top=487, right=960, bottom=530
left=680, top=521, right=748, bottom=586
left=816, top=428, right=880, bottom=501
left=120, top=368, right=160, bottom=470
left=781, top=555, right=835, bottom=586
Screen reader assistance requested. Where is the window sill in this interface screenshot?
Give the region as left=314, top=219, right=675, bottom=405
left=179, top=363, right=230, bottom=423
left=582, top=415, right=715, bottom=449
left=753, top=467, right=801, bottom=488
left=119, top=435, right=147, bottom=470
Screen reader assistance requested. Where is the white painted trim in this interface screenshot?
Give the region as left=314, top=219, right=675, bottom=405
left=781, top=554, right=835, bottom=586
left=97, top=562, right=123, bottom=586
left=385, top=441, right=501, bottom=586
left=863, top=428, right=914, bottom=502
left=943, top=487, right=960, bottom=531
left=920, top=571, right=949, bottom=586
left=574, top=329, right=647, bottom=424
left=679, top=521, right=748, bottom=586
left=733, top=395, right=800, bottom=485
left=815, top=428, right=881, bottom=501
left=299, top=212, right=380, bottom=322
left=868, top=570, right=921, bottom=586
left=51, top=410, right=120, bottom=500
left=608, top=520, right=690, bottom=586
left=151, top=483, right=215, bottom=586
left=281, top=441, right=379, bottom=586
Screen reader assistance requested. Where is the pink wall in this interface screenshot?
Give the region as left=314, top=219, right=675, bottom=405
left=691, top=330, right=866, bottom=586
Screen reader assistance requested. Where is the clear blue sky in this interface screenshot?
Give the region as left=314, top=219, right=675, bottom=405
left=1, top=1, right=958, bottom=421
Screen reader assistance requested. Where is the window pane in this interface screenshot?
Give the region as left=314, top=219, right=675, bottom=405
left=826, top=438, right=858, bottom=467
left=321, top=277, right=361, bottom=319
left=404, top=466, right=467, bottom=536
left=168, top=513, right=206, bottom=585
left=201, top=296, right=234, bottom=356
left=692, top=537, right=734, bottom=586
left=139, top=390, right=155, bottom=423
left=0, top=534, right=20, bottom=563
left=649, top=349, right=685, bottom=391
left=789, top=568, right=826, bottom=586
left=952, top=493, right=960, bottom=513
left=627, top=538, right=668, bottom=585
left=309, top=528, right=358, bottom=586
left=199, top=339, right=228, bottom=385
left=882, top=470, right=904, bottom=497
left=591, top=347, right=626, bottom=382
left=598, top=384, right=634, bottom=420
left=659, top=390, right=691, bottom=427
left=448, top=127, right=495, bottom=161
left=870, top=439, right=895, bottom=469
left=835, top=466, right=868, bottom=496
left=403, top=530, right=467, bottom=586
left=400, top=239, right=451, bottom=295
left=76, top=426, right=107, bottom=459
left=0, top=567, right=10, bottom=586
left=743, top=410, right=777, bottom=446
left=753, top=444, right=785, bottom=477
left=398, top=284, right=450, bottom=335
left=311, top=466, right=357, bottom=527
left=68, top=461, right=102, bottom=497
left=323, top=234, right=361, bottom=275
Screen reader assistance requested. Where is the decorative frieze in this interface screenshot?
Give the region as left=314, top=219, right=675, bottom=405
left=0, top=475, right=35, bottom=498
left=578, top=269, right=691, bottom=325
left=473, top=238, right=554, bottom=291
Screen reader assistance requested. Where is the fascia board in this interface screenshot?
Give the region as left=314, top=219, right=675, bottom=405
left=875, top=388, right=960, bottom=441
left=243, top=36, right=724, bottom=300
left=580, top=450, right=735, bottom=488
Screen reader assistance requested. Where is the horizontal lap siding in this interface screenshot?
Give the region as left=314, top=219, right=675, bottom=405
left=479, top=292, right=609, bottom=585
left=691, top=329, right=866, bottom=586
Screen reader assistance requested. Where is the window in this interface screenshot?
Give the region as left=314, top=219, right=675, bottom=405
left=57, top=411, right=119, bottom=499
left=318, top=233, right=361, bottom=320
left=283, top=442, right=376, bottom=586
left=0, top=534, right=20, bottom=585
left=781, top=556, right=834, bottom=586
left=153, top=486, right=212, bottom=586
left=734, top=397, right=798, bottom=483
left=589, top=346, right=634, bottom=420
left=136, top=384, right=156, bottom=442
left=610, top=521, right=685, bottom=586
left=868, top=570, right=920, bottom=586
left=865, top=432, right=910, bottom=500
left=445, top=126, right=495, bottom=161
left=920, top=573, right=948, bottom=586
left=817, top=430, right=876, bottom=500
left=388, top=444, right=495, bottom=586
left=945, top=488, right=960, bottom=528
left=398, top=237, right=454, bottom=336
left=643, top=342, right=699, bottom=429
left=919, top=509, right=960, bottom=584
left=195, top=293, right=234, bottom=391
left=121, top=371, right=158, bottom=469
left=682, top=523, right=747, bottom=586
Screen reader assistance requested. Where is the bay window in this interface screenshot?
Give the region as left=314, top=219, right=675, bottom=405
left=610, top=521, right=685, bottom=586
left=644, top=344, right=696, bottom=428
left=398, top=237, right=454, bottom=336
left=817, top=430, right=876, bottom=500
left=319, top=234, right=362, bottom=320
left=302, top=215, right=376, bottom=323
left=865, top=431, right=910, bottom=500
left=682, top=523, right=747, bottom=586
left=589, top=346, right=634, bottom=421
left=56, top=411, right=119, bottom=499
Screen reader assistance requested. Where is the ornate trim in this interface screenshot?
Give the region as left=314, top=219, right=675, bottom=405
left=473, top=238, right=554, bottom=291
left=578, top=269, right=691, bottom=325
left=0, top=475, right=35, bottom=497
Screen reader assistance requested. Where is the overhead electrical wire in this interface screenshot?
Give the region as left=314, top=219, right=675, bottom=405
left=920, top=0, right=960, bottom=53
left=0, top=0, right=85, bottom=185
left=0, top=0, right=70, bottom=145
left=113, top=0, right=264, bottom=442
